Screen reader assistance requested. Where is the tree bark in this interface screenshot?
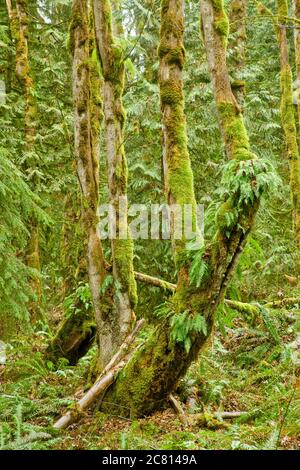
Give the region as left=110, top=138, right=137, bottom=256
left=277, top=0, right=300, bottom=245
left=293, top=0, right=300, bottom=139
left=93, top=0, right=137, bottom=370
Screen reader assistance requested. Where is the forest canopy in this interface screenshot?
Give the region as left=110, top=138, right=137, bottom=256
left=0, top=0, right=299, bottom=451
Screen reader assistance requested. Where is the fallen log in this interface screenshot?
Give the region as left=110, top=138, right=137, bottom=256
left=170, top=396, right=249, bottom=422
left=53, top=320, right=144, bottom=430
left=170, top=395, right=250, bottom=429
left=264, top=297, right=300, bottom=309
left=215, top=411, right=248, bottom=419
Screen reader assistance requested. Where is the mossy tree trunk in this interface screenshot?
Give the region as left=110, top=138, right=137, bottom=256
left=102, top=0, right=265, bottom=418
left=293, top=0, right=300, bottom=138
left=93, top=0, right=137, bottom=370
left=276, top=0, right=300, bottom=245
left=6, top=0, right=42, bottom=319
left=1, top=2, right=13, bottom=94
left=228, top=0, right=247, bottom=107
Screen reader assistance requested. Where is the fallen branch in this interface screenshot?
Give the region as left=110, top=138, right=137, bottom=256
left=225, top=297, right=300, bottom=315
left=214, top=411, right=248, bottom=419
left=134, top=272, right=300, bottom=311
left=99, top=319, right=145, bottom=376
left=264, top=297, right=300, bottom=309
left=134, top=271, right=176, bottom=292
left=224, top=299, right=259, bottom=316
left=170, top=394, right=250, bottom=425
left=53, top=320, right=144, bottom=430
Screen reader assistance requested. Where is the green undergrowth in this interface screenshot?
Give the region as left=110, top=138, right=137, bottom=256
left=0, top=305, right=299, bottom=450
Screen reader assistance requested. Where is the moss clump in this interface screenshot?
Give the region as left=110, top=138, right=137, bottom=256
left=160, top=79, right=183, bottom=105
left=168, top=162, right=196, bottom=211
left=158, top=43, right=185, bottom=69
left=160, top=16, right=184, bottom=41
left=217, top=101, right=255, bottom=161
left=212, top=0, right=230, bottom=46
left=214, top=15, right=229, bottom=40
left=231, top=79, right=246, bottom=89
left=277, top=0, right=288, bottom=21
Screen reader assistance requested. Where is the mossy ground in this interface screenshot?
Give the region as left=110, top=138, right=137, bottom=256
left=0, top=303, right=299, bottom=450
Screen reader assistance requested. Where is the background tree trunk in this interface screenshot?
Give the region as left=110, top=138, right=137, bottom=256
left=293, top=0, right=300, bottom=139
left=277, top=0, right=300, bottom=246
left=6, top=0, right=42, bottom=320
left=228, top=0, right=247, bottom=108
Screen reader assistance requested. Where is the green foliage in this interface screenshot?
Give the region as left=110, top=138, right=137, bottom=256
left=63, top=282, right=92, bottom=318
left=218, top=158, right=279, bottom=208
left=170, top=310, right=207, bottom=353
left=0, top=0, right=299, bottom=451
left=187, top=243, right=209, bottom=288
left=259, top=305, right=280, bottom=344
left=0, top=149, right=47, bottom=335
left=99, top=274, right=114, bottom=295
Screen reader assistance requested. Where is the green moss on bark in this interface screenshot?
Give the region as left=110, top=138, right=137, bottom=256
left=114, top=237, right=138, bottom=308
left=212, top=0, right=230, bottom=46
left=218, top=101, right=257, bottom=161
left=159, top=0, right=198, bottom=264
left=280, top=64, right=300, bottom=243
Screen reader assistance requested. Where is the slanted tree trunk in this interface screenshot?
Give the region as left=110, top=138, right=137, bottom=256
left=228, top=0, right=247, bottom=107
left=5, top=0, right=41, bottom=318
left=101, top=0, right=267, bottom=418
left=276, top=0, right=300, bottom=245
left=93, top=0, right=137, bottom=370
left=293, top=0, right=300, bottom=138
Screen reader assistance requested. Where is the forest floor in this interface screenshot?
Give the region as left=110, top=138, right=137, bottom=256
left=0, top=304, right=299, bottom=450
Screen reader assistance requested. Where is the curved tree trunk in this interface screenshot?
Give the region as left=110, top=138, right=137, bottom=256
left=101, top=0, right=265, bottom=418
left=93, top=0, right=137, bottom=370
